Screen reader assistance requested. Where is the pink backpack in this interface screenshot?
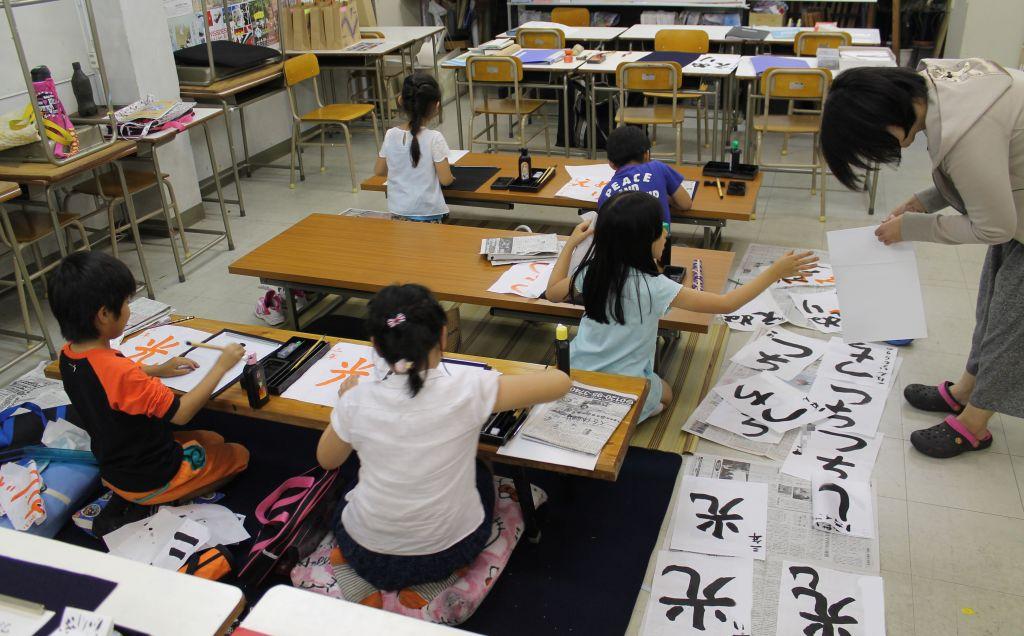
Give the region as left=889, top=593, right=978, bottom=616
left=238, top=466, right=343, bottom=592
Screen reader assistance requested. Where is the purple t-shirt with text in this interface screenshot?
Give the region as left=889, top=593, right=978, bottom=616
left=596, top=161, right=684, bottom=223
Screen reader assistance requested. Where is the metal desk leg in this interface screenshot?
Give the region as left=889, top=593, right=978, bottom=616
left=588, top=74, right=597, bottom=160
left=149, top=148, right=186, bottom=282
left=0, top=209, right=54, bottom=358
left=220, top=100, right=247, bottom=217
left=204, top=122, right=235, bottom=250
left=513, top=466, right=541, bottom=544
left=240, top=107, right=253, bottom=178
left=455, top=69, right=465, bottom=149
left=744, top=82, right=754, bottom=160
left=375, top=57, right=389, bottom=129
left=433, top=33, right=444, bottom=124
left=115, top=161, right=155, bottom=299
left=562, top=73, right=570, bottom=157
left=44, top=185, right=68, bottom=257
left=283, top=284, right=299, bottom=330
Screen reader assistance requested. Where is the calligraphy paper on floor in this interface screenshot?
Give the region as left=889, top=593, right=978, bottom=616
left=104, top=508, right=211, bottom=570
left=819, top=338, right=898, bottom=388
left=160, top=503, right=250, bottom=546
left=776, top=561, right=886, bottom=636
left=671, top=476, right=768, bottom=560
left=789, top=289, right=843, bottom=334
left=714, top=372, right=829, bottom=433
left=642, top=550, right=753, bottom=636
left=706, top=401, right=784, bottom=444
left=772, top=263, right=835, bottom=289
left=0, top=460, right=46, bottom=531
left=828, top=225, right=927, bottom=344
left=116, top=325, right=211, bottom=366
left=781, top=426, right=884, bottom=482
left=721, top=291, right=788, bottom=332
left=808, top=375, right=891, bottom=437
left=487, top=261, right=555, bottom=298
left=281, top=342, right=376, bottom=407
left=730, top=328, right=827, bottom=380
left=162, top=331, right=282, bottom=396
left=812, top=473, right=875, bottom=539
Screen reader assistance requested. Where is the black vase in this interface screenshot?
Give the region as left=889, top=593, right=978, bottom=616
left=71, top=62, right=97, bottom=117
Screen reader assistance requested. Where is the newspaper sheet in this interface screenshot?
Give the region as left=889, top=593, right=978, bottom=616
left=520, top=382, right=636, bottom=455
left=682, top=453, right=880, bottom=635
left=0, top=361, right=70, bottom=411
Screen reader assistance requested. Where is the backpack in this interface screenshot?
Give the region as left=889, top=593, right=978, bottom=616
left=237, top=466, right=343, bottom=592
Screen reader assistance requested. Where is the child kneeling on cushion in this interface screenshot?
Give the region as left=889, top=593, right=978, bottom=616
left=316, top=284, right=570, bottom=591
left=49, top=252, right=250, bottom=534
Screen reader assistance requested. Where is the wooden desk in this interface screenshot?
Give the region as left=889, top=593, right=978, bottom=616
left=0, top=181, right=19, bottom=203
left=361, top=152, right=761, bottom=246
left=241, top=585, right=467, bottom=635
left=228, top=214, right=731, bottom=337
left=179, top=62, right=286, bottom=216
left=0, top=528, right=245, bottom=635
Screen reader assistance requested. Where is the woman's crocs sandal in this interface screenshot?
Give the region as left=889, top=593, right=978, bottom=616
left=910, top=415, right=993, bottom=458
left=903, top=381, right=964, bottom=414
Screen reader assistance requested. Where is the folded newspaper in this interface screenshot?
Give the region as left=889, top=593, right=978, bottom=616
left=519, top=382, right=636, bottom=455
left=480, top=234, right=561, bottom=264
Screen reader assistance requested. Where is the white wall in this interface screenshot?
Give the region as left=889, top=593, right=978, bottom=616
left=946, top=0, right=1024, bottom=68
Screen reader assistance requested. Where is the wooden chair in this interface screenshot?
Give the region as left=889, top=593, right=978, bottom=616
left=285, top=53, right=380, bottom=192
left=794, top=31, right=852, bottom=56
left=467, top=55, right=551, bottom=154
left=551, top=7, right=589, bottom=27
left=642, top=30, right=712, bottom=160
left=347, top=30, right=411, bottom=119
left=615, top=61, right=685, bottom=164
left=753, top=67, right=832, bottom=221
left=516, top=28, right=565, bottom=50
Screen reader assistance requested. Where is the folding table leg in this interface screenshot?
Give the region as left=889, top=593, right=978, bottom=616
left=220, top=100, right=247, bottom=217
left=150, top=146, right=186, bottom=282
left=203, top=121, right=235, bottom=251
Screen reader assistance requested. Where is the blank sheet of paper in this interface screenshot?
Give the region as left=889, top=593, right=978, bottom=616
left=827, top=226, right=927, bottom=343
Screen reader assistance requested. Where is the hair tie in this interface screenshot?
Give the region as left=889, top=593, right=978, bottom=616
left=392, top=359, right=413, bottom=373
left=386, top=313, right=406, bottom=328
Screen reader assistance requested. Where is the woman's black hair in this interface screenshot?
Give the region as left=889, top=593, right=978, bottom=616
left=400, top=72, right=442, bottom=168
left=571, top=191, right=663, bottom=325
left=820, top=66, right=928, bottom=189
left=367, top=284, right=447, bottom=397
left=48, top=251, right=135, bottom=342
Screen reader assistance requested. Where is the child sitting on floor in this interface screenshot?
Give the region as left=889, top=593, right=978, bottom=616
left=316, top=284, right=570, bottom=594
left=598, top=125, right=693, bottom=224
left=374, top=73, right=455, bottom=222
left=547, top=191, right=817, bottom=421
left=49, top=252, right=250, bottom=535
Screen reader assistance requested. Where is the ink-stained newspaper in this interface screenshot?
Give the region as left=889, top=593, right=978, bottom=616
left=681, top=453, right=879, bottom=635
left=520, top=382, right=636, bottom=455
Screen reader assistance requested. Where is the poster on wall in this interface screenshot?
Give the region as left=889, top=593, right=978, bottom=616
left=165, top=0, right=280, bottom=51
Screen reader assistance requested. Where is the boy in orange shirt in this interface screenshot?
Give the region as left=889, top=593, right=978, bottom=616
left=49, top=252, right=250, bottom=534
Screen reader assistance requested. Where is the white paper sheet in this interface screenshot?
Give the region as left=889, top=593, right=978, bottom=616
left=281, top=342, right=376, bottom=407
left=671, top=476, right=769, bottom=560
left=555, top=164, right=615, bottom=202
left=52, top=607, right=115, bottom=635
left=569, top=211, right=598, bottom=276
left=103, top=508, right=211, bottom=570
left=116, top=325, right=212, bottom=366
left=487, top=261, right=554, bottom=298
left=160, top=503, right=250, bottom=546
left=812, top=473, right=875, bottom=539
left=40, top=417, right=90, bottom=451
left=150, top=517, right=211, bottom=570
left=827, top=226, right=927, bottom=343
left=0, top=460, right=46, bottom=530
left=807, top=375, right=891, bottom=437
left=819, top=338, right=898, bottom=388
left=788, top=289, right=843, bottom=334
left=714, top=373, right=829, bottom=433
left=495, top=432, right=599, bottom=471
left=721, top=291, right=789, bottom=332
left=447, top=149, right=469, bottom=164
left=729, top=328, right=827, bottom=381
left=781, top=426, right=884, bottom=482
left=161, top=331, right=283, bottom=395
left=706, top=401, right=784, bottom=445
left=642, top=550, right=753, bottom=636
left=0, top=607, right=55, bottom=635
left=776, top=561, right=886, bottom=636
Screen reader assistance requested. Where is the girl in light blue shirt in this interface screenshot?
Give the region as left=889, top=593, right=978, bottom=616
left=546, top=192, right=817, bottom=421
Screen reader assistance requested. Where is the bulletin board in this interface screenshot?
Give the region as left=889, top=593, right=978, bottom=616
left=164, top=0, right=281, bottom=51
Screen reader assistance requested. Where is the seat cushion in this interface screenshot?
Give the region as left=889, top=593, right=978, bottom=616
left=473, top=98, right=546, bottom=116
left=753, top=114, right=822, bottom=133
left=301, top=104, right=376, bottom=123
left=616, top=104, right=686, bottom=124
left=290, top=476, right=546, bottom=626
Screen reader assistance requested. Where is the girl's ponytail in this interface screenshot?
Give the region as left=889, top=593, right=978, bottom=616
left=400, top=72, right=442, bottom=168
left=367, top=284, right=447, bottom=397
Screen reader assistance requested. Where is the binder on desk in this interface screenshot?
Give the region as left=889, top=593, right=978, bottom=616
left=725, top=26, right=770, bottom=41
left=750, top=56, right=811, bottom=76
left=516, top=49, right=565, bottom=65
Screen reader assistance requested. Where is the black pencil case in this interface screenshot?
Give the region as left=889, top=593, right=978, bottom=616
left=479, top=408, right=530, bottom=446
left=262, top=337, right=332, bottom=395
left=507, top=169, right=554, bottom=192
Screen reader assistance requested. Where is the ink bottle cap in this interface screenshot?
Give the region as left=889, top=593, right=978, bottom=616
left=556, top=324, right=568, bottom=341
left=245, top=352, right=258, bottom=365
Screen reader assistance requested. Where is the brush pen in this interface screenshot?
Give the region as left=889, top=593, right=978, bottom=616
left=715, top=178, right=724, bottom=199
left=186, top=340, right=245, bottom=352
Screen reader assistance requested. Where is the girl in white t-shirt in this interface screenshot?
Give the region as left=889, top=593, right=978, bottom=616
left=316, top=284, right=570, bottom=593
left=374, top=73, right=455, bottom=222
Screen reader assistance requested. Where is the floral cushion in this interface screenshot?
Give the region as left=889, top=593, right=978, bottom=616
left=290, top=476, right=543, bottom=625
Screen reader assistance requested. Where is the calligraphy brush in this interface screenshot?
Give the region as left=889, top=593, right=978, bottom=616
left=286, top=336, right=326, bottom=376
left=120, top=315, right=196, bottom=344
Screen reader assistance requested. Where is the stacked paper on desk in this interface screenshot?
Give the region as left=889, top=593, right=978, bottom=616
left=554, top=164, right=614, bottom=203
left=123, top=297, right=173, bottom=333
left=519, top=382, right=636, bottom=455
left=481, top=234, right=560, bottom=264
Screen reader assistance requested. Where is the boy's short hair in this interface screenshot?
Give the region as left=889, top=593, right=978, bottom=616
left=48, top=252, right=135, bottom=342
left=606, top=126, right=651, bottom=167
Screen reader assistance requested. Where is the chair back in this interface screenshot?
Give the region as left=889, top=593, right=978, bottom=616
left=617, top=61, right=682, bottom=93
left=516, top=28, right=565, bottom=50
left=284, top=53, right=320, bottom=87
left=467, top=55, right=524, bottom=83
left=361, top=30, right=385, bottom=39
left=793, top=31, right=852, bottom=56
left=654, top=29, right=710, bottom=54
left=551, top=7, right=589, bottom=27
left=760, top=67, right=831, bottom=101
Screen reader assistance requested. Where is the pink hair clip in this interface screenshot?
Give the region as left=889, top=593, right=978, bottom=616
left=386, top=313, right=406, bottom=328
